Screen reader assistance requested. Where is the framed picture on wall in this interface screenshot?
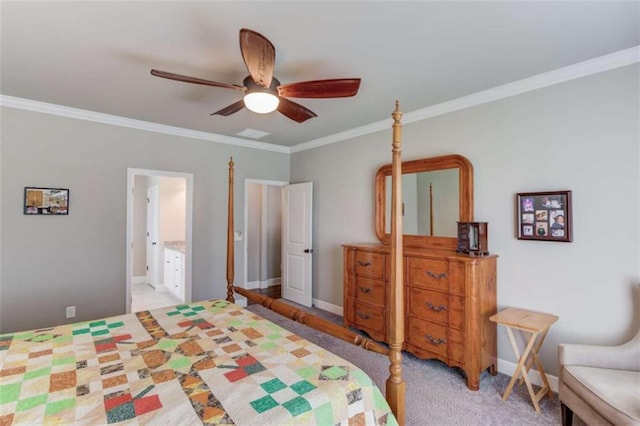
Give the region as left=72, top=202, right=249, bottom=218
left=24, top=187, right=69, bottom=215
left=516, top=190, right=572, bottom=242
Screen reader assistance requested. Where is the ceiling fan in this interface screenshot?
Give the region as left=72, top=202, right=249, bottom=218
left=151, top=28, right=361, bottom=123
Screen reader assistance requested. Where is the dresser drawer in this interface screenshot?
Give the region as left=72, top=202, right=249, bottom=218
left=408, top=287, right=465, bottom=330
left=348, top=275, right=386, bottom=306
left=407, top=257, right=449, bottom=291
left=347, top=299, right=386, bottom=341
left=344, top=244, right=497, bottom=391
left=407, top=317, right=465, bottom=363
left=354, top=251, right=385, bottom=279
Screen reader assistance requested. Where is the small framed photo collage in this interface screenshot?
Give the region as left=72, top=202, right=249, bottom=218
left=24, top=187, right=69, bottom=215
left=516, top=190, right=572, bottom=242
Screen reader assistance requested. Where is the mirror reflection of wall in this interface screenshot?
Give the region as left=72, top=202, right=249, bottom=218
left=468, top=225, right=478, bottom=250
left=385, top=174, right=419, bottom=234
left=385, top=168, right=459, bottom=237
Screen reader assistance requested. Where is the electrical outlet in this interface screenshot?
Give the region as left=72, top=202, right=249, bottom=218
left=65, top=306, right=76, bottom=319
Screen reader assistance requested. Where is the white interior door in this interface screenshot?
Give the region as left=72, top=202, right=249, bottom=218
left=282, top=182, right=313, bottom=307
left=146, top=186, right=159, bottom=287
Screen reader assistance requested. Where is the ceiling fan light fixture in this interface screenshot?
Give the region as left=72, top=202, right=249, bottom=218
left=151, top=29, right=360, bottom=123
left=243, top=91, right=280, bottom=114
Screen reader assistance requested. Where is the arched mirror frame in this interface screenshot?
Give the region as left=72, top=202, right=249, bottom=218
left=375, top=154, right=474, bottom=250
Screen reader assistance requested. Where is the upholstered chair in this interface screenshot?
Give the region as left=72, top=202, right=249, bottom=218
left=558, top=329, right=640, bottom=425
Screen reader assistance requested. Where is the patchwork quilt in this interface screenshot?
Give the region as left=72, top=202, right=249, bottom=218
left=0, top=299, right=396, bottom=425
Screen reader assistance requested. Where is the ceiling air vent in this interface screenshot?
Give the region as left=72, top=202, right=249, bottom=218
left=236, top=128, right=270, bottom=139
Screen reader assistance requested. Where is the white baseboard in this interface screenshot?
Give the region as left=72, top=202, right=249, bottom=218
left=132, top=276, right=146, bottom=284
left=247, top=278, right=281, bottom=290
left=497, top=357, right=559, bottom=393
left=312, top=298, right=343, bottom=316
left=245, top=281, right=260, bottom=290
left=260, top=277, right=281, bottom=289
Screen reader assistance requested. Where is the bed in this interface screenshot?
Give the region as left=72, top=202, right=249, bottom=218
left=0, top=300, right=393, bottom=424
left=0, top=103, right=407, bottom=425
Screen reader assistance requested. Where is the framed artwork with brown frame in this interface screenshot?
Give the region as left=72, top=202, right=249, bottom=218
left=516, top=190, right=572, bottom=242
left=24, top=187, right=69, bottom=215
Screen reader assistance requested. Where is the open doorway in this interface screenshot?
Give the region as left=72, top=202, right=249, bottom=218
left=244, top=179, right=287, bottom=300
left=126, top=169, right=193, bottom=313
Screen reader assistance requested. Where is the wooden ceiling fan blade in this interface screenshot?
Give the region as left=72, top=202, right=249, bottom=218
left=277, top=98, right=317, bottom=123
left=239, top=28, right=275, bottom=88
left=151, top=69, right=245, bottom=91
left=277, top=78, right=361, bottom=98
left=211, top=100, right=245, bottom=116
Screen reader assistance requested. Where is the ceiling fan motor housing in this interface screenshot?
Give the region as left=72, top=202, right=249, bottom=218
left=243, top=75, right=280, bottom=95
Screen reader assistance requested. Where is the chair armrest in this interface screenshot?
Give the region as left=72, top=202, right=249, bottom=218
left=558, top=335, right=640, bottom=372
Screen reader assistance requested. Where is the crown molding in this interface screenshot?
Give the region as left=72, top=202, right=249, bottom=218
left=291, top=45, right=640, bottom=153
left=290, top=120, right=391, bottom=154
left=0, top=95, right=291, bottom=154
left=2, top=46, right=637, bottom=155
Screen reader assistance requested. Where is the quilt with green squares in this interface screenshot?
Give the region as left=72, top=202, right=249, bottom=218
left=0, top=300, right=396, bottom=425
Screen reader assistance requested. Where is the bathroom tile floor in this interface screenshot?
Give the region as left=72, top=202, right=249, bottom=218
left=131, top=281, right=182, bottom=312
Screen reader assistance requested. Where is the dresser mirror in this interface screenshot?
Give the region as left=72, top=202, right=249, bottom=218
left=375, top=154, right=474, bottom=249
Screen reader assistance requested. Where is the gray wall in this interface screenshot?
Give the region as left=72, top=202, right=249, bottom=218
left=291, top=64, right=640, bottom=375
left=265, top=185, right=282, bottom=280
left=246, top=183, right=282, bottom=284
left=0, top=108, right=289, bottom=332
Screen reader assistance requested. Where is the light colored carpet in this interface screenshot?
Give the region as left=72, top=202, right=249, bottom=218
left=245, top=302, right=585, bottom=426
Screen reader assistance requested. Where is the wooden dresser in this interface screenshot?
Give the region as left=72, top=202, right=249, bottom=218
left=343, top=243, right=497, bottom=390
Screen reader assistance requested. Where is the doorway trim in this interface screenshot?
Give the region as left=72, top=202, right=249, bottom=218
left=126, top=168, right=194, bottom=313
left=243, top=179, right=288, bottom=293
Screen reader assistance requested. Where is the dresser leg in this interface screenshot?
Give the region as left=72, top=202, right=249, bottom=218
left=489, top=364, right=497, bottom=376
left=466, top=375, right=480, bottom=391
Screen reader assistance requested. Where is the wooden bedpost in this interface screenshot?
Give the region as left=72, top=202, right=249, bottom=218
left=386, top=101, right=406, bottom=424
left=226, top=157, right=235, bottom=303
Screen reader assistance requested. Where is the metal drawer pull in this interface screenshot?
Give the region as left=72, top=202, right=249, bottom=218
left=425, top=334, right=447, bottom=345
left=426, top=301, right=447, bottom=311
left=356, top=312, right=371, bottom=320
left=357, top=260, right=372, bottom=267
left=358, top=286, right=372, bottom=294
left=426, top=271, right=447, bottom=280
